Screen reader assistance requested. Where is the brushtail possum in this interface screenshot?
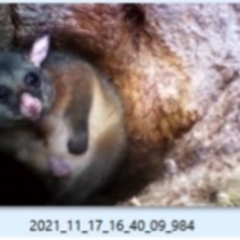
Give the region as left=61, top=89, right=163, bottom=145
left=0, top=36, right=127, bottom=205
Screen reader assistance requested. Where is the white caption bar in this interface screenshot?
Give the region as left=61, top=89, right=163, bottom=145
left=0, top=208, right=239, bottom=237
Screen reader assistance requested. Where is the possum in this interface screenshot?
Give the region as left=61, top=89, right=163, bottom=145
left=0, top=36, right=127, bottom=205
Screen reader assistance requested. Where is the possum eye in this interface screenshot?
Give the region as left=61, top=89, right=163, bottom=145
left=24, top=72, right=40, bottom=87
left=0, top=86, right=11, bottom=102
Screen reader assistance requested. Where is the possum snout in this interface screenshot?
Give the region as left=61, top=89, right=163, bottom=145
left=20, top=92, right=43, bottom=120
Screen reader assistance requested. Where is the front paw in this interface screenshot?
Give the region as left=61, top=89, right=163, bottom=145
left=67, top=132, right=88, bottom=155
left=49, top=156, right=72, bottom=178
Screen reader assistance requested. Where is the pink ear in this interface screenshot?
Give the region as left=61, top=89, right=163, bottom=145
left=29, top=35, right=50, bottom=67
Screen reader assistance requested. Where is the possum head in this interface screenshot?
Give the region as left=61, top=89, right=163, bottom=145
left=0, top=36, right=55, bottom=127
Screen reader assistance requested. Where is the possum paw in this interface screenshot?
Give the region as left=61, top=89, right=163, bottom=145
left=49, top=156, right=72, bottom=178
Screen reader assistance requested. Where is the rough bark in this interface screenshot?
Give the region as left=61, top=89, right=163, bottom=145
left=0, top=5, right=14, bottom=50
left=124, top=77, right=240, bottom=206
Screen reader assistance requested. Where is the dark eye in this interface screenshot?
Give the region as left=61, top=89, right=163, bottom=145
left=0, top=86, right=11, bottom=102
left=24, top=72, right=40, bottom=87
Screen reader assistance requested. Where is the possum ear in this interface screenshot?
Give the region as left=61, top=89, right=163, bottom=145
left=29, top=35, right=50, bottom=67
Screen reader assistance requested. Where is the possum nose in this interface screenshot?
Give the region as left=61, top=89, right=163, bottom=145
left=20, top=92, right=43, bottom=120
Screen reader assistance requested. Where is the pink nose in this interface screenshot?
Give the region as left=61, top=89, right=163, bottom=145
left=20, top=93, right=43, bottom=120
